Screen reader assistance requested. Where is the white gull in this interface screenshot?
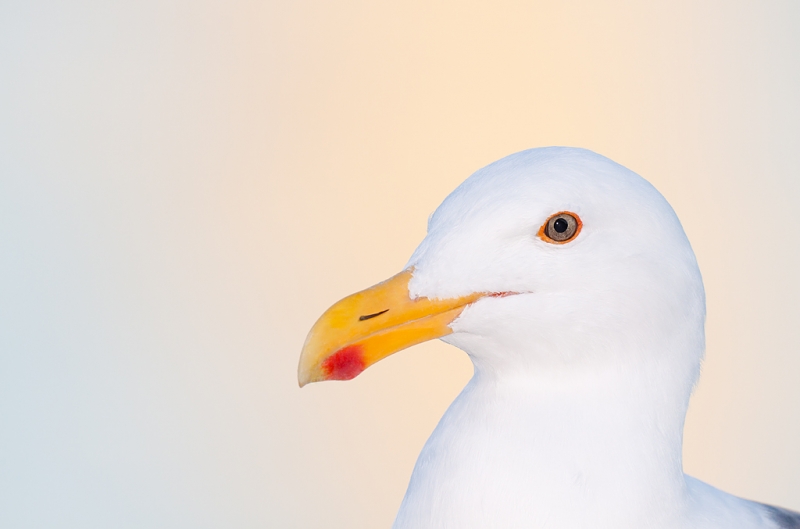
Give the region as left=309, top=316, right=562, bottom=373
left=298, top=147, right=799, bottom=529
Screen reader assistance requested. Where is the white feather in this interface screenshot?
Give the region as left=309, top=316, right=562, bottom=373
left=392, top=148, right=789, bottom=528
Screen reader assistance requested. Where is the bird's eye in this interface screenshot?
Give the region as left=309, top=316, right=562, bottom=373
left=539, top=212, right=582, bottom=244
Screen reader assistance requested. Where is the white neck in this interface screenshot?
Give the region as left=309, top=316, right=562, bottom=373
left=393, top=360, right=694, bottom=529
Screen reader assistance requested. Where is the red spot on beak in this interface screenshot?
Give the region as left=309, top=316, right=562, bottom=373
left=322, top=345, right=366, bottom=381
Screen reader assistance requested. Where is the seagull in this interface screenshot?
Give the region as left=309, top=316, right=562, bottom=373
left=298, top=147, right=799, bottom=529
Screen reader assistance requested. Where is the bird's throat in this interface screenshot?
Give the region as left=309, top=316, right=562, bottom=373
left=394, top=365, right=693, bottom=529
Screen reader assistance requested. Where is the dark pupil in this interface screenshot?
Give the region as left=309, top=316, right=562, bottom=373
left=553, top=218, right=569, bottom=233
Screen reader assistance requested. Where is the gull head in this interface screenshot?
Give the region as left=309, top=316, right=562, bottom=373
left=298, top=147, right=705, bottom=387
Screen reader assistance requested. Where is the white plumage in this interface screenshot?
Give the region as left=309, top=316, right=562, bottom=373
left=387, top=148, right=798, bottom=528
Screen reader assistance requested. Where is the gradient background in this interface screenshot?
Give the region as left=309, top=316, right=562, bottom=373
left=1, top=1, right=799, bottom=527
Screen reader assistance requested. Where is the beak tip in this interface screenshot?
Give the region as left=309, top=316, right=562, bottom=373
left=297, top=362, right=309, bottom=388
left=298, top=358, right=324, bottom=387
left=297, top=367, right=313, bottom=388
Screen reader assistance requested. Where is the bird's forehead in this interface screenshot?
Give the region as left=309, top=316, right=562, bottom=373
left=428, top=148, right=653, bottom=233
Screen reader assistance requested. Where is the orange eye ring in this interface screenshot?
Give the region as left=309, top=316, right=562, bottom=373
left=538, top=211, right=582, bottom=244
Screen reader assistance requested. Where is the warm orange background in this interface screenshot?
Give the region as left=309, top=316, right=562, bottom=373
left=1, top=1, right=798, bottom=527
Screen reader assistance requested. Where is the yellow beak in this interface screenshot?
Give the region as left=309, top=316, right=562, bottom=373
left=298, top=269, right=486, bottom=387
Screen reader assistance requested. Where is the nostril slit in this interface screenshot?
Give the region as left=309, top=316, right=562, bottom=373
left=359, top=309, right=389, bottom=321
